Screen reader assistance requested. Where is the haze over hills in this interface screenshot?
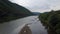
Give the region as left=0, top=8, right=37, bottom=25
left=32, top=12, right=40, bottom=15
left=0, top=0, right=32, bottom=23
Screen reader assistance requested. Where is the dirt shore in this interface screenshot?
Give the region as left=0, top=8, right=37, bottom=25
left=18, top=25, right=32, bottom=34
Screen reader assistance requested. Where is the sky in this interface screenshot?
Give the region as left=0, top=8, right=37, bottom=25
left=9, top=0, right=60, bottom=13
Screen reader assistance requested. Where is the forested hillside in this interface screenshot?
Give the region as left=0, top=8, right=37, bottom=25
left=38, top=10, right=60, bottom=34
left=0, top=0, right=32, bottom=23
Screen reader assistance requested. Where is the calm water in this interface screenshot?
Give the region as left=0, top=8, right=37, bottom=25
left=0, top=16, right=47, bottom=34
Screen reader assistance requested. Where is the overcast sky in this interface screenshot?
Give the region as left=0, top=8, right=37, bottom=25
left=9, top=0, right=60, bottom=13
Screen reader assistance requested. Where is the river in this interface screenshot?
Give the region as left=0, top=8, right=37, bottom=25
left=0, top=16, right=48, bottom=34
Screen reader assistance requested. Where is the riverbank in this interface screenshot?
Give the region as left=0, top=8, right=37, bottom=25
left=18, top=24, right=32, bottom=34
left=38, top=10, right=60, bottom=34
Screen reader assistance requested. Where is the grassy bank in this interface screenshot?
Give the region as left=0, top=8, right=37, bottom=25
left=38, top=10, right=60, bottom=34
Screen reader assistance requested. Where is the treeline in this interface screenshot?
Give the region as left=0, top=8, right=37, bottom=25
left=38, top=10, right=60, bottom=34
left=0, top=0, right=32, bottom=23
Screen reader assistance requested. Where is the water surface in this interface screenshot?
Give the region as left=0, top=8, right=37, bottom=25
left=0, top=16, right=47, bottom=34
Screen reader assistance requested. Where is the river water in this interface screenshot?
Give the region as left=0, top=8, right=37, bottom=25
left=0, top=16, right=48, bottom=34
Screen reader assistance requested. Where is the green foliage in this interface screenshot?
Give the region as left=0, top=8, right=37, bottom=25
left=54, top=23, right=60, bottom=30
left=0, top=0, right=32, bottom=23
left=48, top=14, right=58, bottom=27
left=56, top=29, right=60, bottom=34
left=38, top=10, right=60, bottom=34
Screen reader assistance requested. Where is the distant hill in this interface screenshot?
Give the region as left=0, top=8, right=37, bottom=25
left=32, top=12, right=40, bottom=15
left=0, top=0, right=32, bottom=23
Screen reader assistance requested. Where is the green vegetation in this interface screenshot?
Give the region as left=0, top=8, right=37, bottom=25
left=38, top=10, right=60, bottom=34
left=0, top=0, right=32, bottom=23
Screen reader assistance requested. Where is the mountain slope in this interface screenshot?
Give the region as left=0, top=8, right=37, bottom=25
left=0, top=0, right=32, bottom=23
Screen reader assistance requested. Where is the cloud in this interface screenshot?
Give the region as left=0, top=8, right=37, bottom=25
left=9, top=0, right=60, bottom=13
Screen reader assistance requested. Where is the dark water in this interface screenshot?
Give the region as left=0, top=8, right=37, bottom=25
left=0, top=16, right=47, bottom=34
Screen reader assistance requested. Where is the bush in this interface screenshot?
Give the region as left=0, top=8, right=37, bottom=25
left=54, top=23, right=60, bottom=30
left=56, top=29, right=60, bottom=34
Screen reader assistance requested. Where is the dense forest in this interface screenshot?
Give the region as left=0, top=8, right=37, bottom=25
left=38, top=10, right=60, bottom=34
left=0, top=0, right=32, bottom=23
